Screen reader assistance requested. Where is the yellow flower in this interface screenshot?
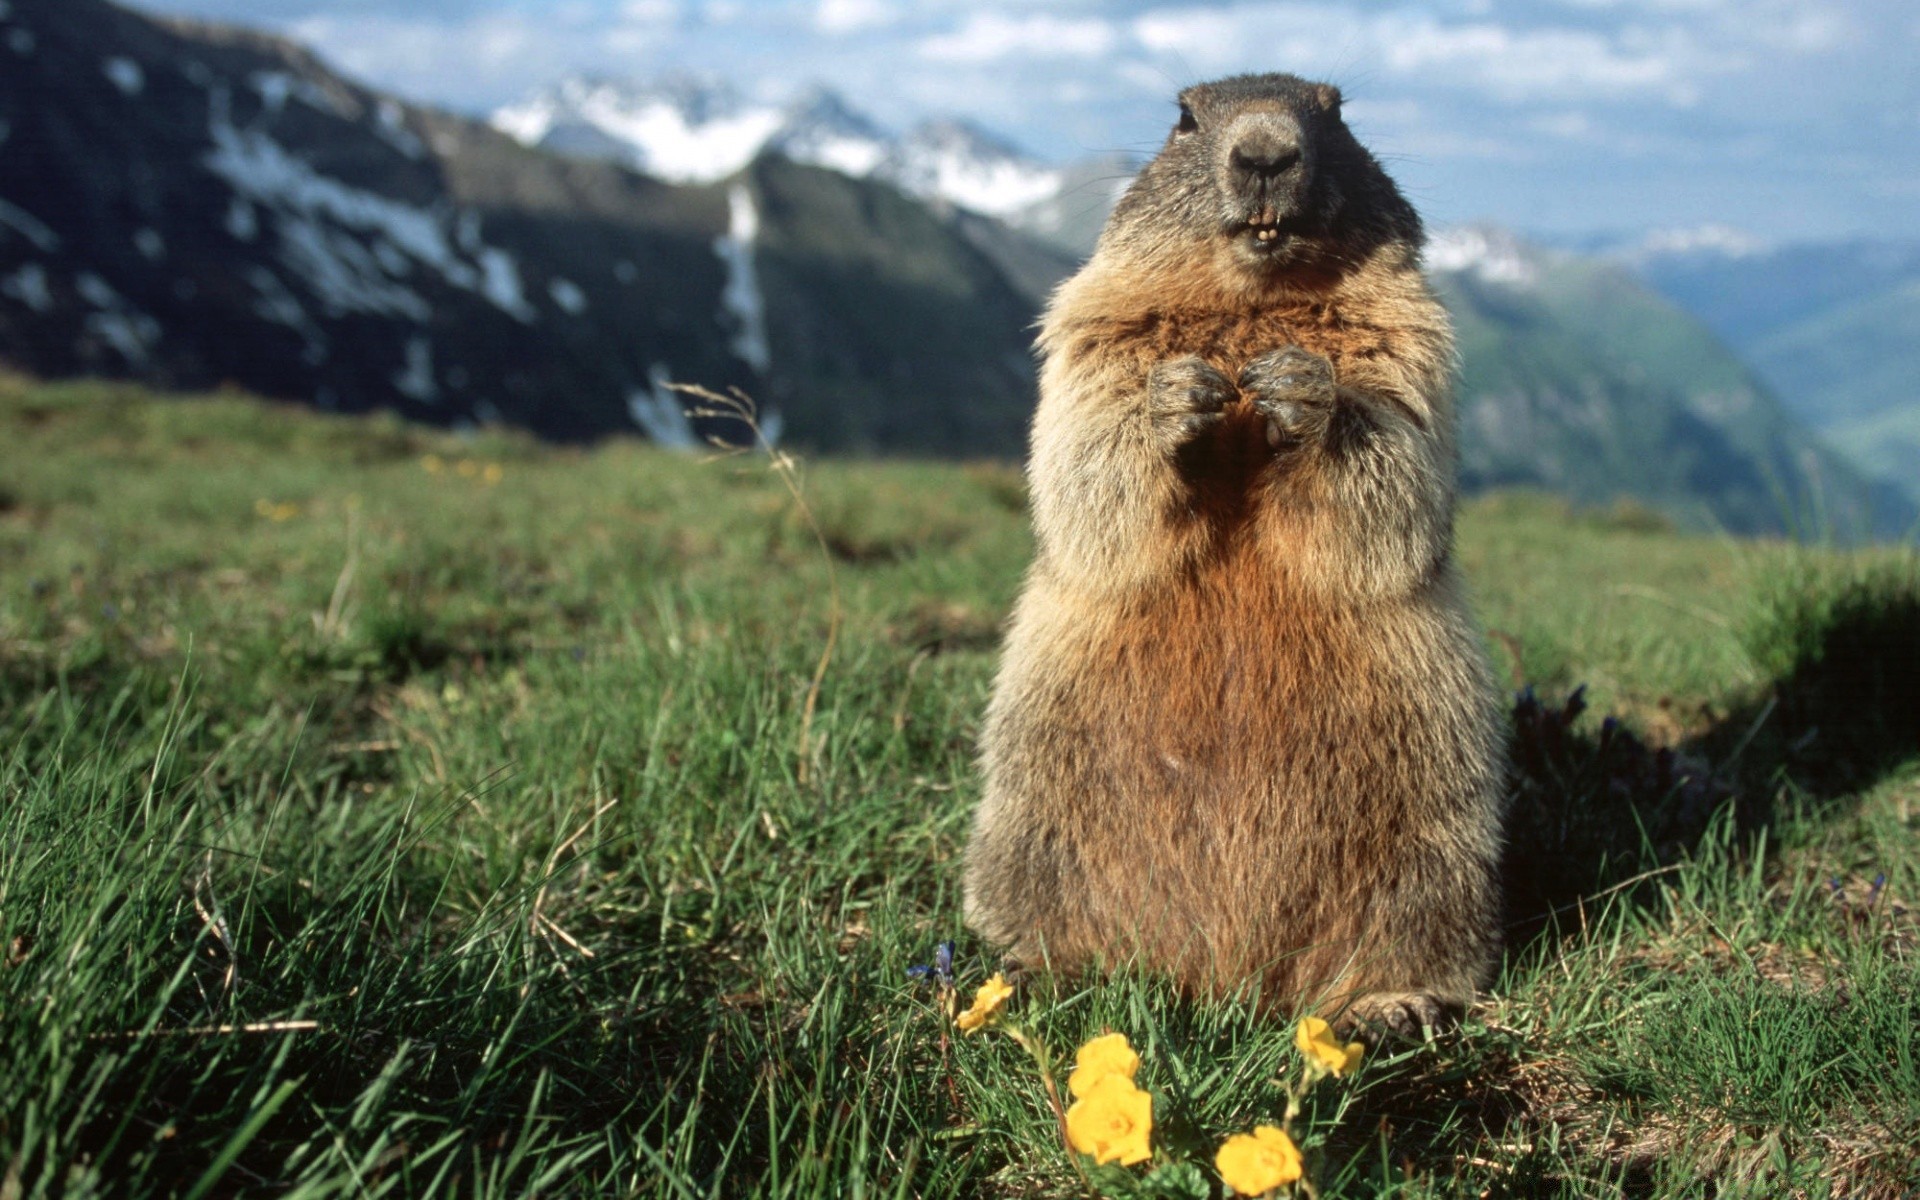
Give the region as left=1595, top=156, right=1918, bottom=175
left=1295, top=1016, right=1364, bottom=1079
left=253, top=499, right=299, bottom=522
left=1215, top=1125, right=1303, bottom=1195
left=419, top=453, right=444, bottom=474
left=953, top=973, right=1014, bottom=1034
left=1065, top=1073, right=1153, bottom=1166
left=1068, top=1031, right=1142, bottom=1098
left=482, top=462, right=504, bottom=486
left=455, top=458, right=479, bottom=478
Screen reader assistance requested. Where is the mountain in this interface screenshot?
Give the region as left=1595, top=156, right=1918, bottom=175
left=489, top=75, right=1091, bottom=235
left=1431, top=228, right=1912, bottom=539
left=1614, top=232, right=1920, bottom=502
left=0, top=0, right=1905, bottom=537
left=0, top=0, right=1045, bottom=453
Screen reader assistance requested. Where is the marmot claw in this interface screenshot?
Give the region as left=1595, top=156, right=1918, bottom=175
left=1343, top=991, right=1454, bottom=1042
left=1240, top=346, right=1335, bottom=447
left=1147, top=356, right=1232, bottom=444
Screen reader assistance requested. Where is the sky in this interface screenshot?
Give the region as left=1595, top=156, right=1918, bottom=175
left=132, top=0, right=1920, bottom=242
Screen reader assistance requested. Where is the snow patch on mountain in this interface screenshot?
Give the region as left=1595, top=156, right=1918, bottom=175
left=245, top=265, right=327, bottom=362
left=628, top=364, right=699, bottom=449
left=885, top=120, right=1061, bottom=218
left=0, top=198, right=60, bottom=251
left=476, top=248, right=535, bottom=322
left=103, top=57, right=144, bottom=96
left=1, top=262, right=51, bottom=312
left=393, top=336, right=438, bottom=402
left=76, top=273, right=161, bottom=366
left=770, top=87, right=890, bottom=177
left=493, top=77, right=784, bottom=184
left=251, top=70, right=340, bottom=117
left=374, top=99, right=425, bottom=160
left=548, top=277, right=587, bottom=314
left=1428, top=226, right=1540, bottom=286
left=204, top=85, right=536, bottom=322
left=225, top=197, right=258, bottom=242
left=714, top=183, right=771, bottom=373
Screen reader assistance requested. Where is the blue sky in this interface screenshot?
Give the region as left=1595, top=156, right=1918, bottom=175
left=133, top=0, right=1920, bottom=242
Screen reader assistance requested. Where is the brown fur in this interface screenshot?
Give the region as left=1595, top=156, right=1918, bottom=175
left=962, top=74, right=1506, bottom=1032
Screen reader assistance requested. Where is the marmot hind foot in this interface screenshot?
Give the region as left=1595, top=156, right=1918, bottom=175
left=1342, top=991, right=1455, bottom=1042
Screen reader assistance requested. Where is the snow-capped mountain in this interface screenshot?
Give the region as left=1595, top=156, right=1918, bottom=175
left=488, top=75, right=788, bottom=185
left=767, top=86, right=891, bottom=179
left=490, top=76, right=1075, bottom=224
left=0, top=0, right=1050, bottom=452
left=880, top=119, right=1064, bottom=219
left=1425, top=225, right=1544, bottom=287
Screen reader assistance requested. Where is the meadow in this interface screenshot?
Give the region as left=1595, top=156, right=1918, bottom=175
left=1, top=376, right=1916, bottom=1198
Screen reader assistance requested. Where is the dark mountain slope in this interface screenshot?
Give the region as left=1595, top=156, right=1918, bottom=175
left=0, top=0, right=1050, bottom=452
left=745, top=156, right=1046, bottom=455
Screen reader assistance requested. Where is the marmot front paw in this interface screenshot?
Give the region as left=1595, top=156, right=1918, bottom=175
left=1343, top=991, right=1454, bottom=1042
left=1147, top=356, right=1231, bottom=446
left=1240, top=347, right=1335, bottom=448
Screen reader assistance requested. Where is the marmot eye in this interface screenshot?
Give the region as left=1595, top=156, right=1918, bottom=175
left=1175, top=106, right=1198, bottom=134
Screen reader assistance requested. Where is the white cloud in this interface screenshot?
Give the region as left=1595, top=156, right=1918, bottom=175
left=1132, top=5, right=1720, bottom=105
left=815, top=0, right=892, bottom=35
left=918, top=13, right=1119, bottom=62
left=145, top=0, right=1919, bottom=240
left=289, top=11, right=676, bottom=109
left=620, top=0, right=680, bottom=21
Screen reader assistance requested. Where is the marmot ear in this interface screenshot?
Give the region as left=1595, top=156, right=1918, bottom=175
left=1313, top=84, right=1342, bottom=114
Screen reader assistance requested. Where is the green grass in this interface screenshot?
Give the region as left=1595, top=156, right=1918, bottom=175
left=2, top=377, right=1917, bottom=1198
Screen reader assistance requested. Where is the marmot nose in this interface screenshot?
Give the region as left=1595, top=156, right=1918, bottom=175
left=1229, top=138, right=1302, bottom=182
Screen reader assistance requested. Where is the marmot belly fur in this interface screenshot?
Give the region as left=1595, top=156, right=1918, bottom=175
left=962, top=74, right=1507, bottom=1034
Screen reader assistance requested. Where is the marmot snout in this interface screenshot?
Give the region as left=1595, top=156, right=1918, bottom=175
left=961, top=73, right=1508, bottom=1037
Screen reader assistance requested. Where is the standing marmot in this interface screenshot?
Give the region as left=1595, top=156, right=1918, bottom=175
left=962, top=74, right=1506, bottom=1035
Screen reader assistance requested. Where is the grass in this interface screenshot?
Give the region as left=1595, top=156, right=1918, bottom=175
left=1, top=376, right=1917, bottom=1198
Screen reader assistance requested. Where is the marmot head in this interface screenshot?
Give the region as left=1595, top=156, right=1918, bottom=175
left=1103, top=73, right=1422, bottom=281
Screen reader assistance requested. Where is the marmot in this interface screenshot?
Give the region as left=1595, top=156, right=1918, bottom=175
left=962, top=74, right=1506, bottom=1035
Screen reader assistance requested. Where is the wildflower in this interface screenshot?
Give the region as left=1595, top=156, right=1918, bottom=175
left=455, top=458, right=479, bottom=478
left=482, top=462, right=504, bottom=486
left=1295, top=1016, right=1363, bottom=1079
left=1215, top=1125, right=1303, bottom=1195
left=1067, top=1031, right=1141, bottom=1098
left=1065, top=1073, right=1153, bottom=1166
left=420, top=453, right=444, bottom=474
left=253, top=499, right=299, bottom=522
left=906, top=940, right=955, bottom=988
left=954, top=973, right=1013, bottom=1034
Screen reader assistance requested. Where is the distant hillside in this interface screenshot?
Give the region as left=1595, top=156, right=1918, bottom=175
left=1623, top=235, right=1920, bottom=503
left=0, top=0, right=1048, bottom=453
left=1433, top=229, right=1912, bottom=539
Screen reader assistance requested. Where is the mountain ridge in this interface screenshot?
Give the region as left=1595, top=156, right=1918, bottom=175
left=488, top=73, right=1108, bottom=238
left=0, top=0, right=1908, bottom=537
left=0, top=0, right=1048, bottom=453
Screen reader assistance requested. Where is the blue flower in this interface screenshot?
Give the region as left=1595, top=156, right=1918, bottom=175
left=907, top=940, right=955, bottom=988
